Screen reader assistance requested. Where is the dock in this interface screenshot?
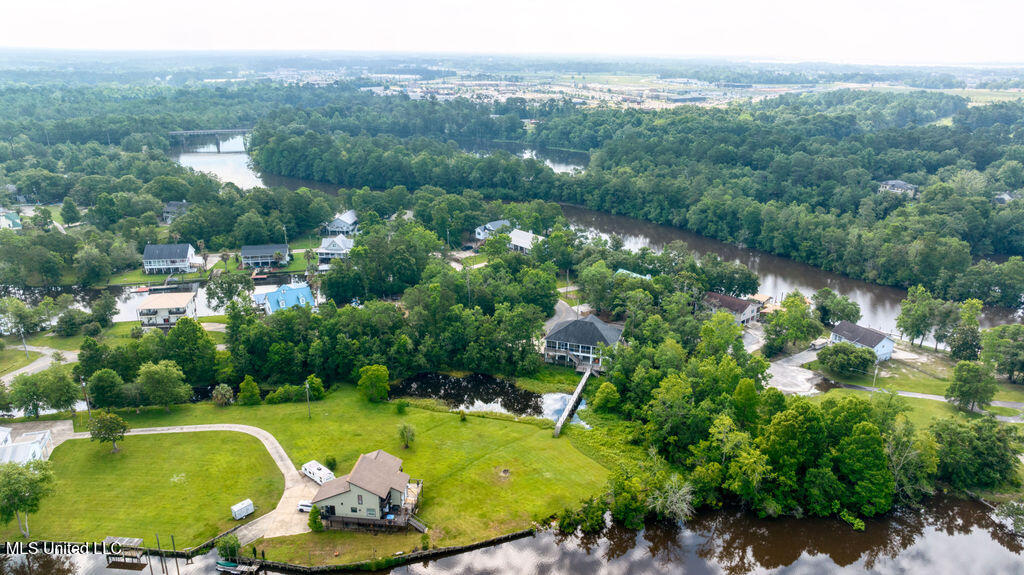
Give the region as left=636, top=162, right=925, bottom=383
left=553, top=367, right=591, bottom=437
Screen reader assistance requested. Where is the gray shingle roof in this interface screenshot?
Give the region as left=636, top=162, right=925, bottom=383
left=241, top=244, right=290, bottom=258
left=546, top=315, right=623, bottom=347
left=704, top=292, right=754, bottom=314
left=313, top=449, right=409, bottom=502
left=142, top=243, right=192, bottom=260
left=831, top=321, right=890, bottom=348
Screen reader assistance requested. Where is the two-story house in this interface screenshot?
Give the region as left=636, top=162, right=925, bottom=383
left=323, top=210, right=359, bottom=236
left=136, top=292, right=197, bottom=328
left=311, top=450, right=423, bottom=531
left=240, top=244, right=290, bottom=269
left=829, top=321, right=894, bottom=362
left=316, top=236, right=354, bottom=265
left=543, top=314, right=623, bottom=369
left=142, top=244, right=201, bottom=275
left=704, top=292, right=759, bottom=325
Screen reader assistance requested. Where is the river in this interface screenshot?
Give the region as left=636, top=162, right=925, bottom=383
left=165, top=137, right=1024, bottom=574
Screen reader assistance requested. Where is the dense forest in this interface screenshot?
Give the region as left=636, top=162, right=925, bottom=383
left=250, top=89, right=1024, bottom=308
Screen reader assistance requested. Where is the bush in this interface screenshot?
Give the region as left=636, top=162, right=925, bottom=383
left=265, top=384, right=303, bottom=404
left=211, top=384, right=234, bottom=407
left=577, top=496, right=607, bottom=533
left=394, top=399, right=410, bottom=415
left=216, top=534, right=240, bottom=559
left=357, top=364, right=390, bottom=402
left=817, top=342, right=876, bottom=377
left=459, top=410, right=467, bottom=422
left=592, top=381, right=620, bottom=412
left=55, top=309, right=90, bottom=337
left=81, top=321, right=102, bottom=337
left=556, top=507, right=580, bottom=533
left=420, top=533, right=430, bottom=550
left=130, top=325, right=144, bottom=339
left=325, top=455, right=337, bottom=471
left=305, top=374, right=325, bottom=400
left=308, top=505, right=324, bottom=532
left=236, top=376, right=262, bottom=406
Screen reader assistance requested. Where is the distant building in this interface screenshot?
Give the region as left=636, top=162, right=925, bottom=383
left=543, top=314, right=623, bottom=369
left=161, top=200, right=189, bottom=223
left=312, top=449, right=423, bottom=531
left=316, top=236, right=354, bottom=264
left=829, top=321, right=894, bottom=362
left=615, top=268, right=652, bottom=281
left=324, top=210, right=358, bottom=236
left=253, top=283, right=314, bottom=315
left=0, top=428, right=53, bottom=465
left=746, top=294, right=774, bottom=312
left=878, top=180, right=918, bottom=197
left=508, top=228, right=544, bottom=254
left=474, top=219, right=511, bottom=241
left=240, top=244, right=291, bottom=269
left=704, top=292, right=758, bottom=325
left=994, top=191, right=1022, bottom=205
left=136, top=291, right=197, bottom=328
left=142, top=243, right=201, bottom=274
left=0, top=208, right=21, bottom=230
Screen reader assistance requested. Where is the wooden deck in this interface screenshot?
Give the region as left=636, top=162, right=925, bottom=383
left=553, top=367, right=591, bottom=437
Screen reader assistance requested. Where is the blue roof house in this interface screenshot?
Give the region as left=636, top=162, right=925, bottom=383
left=253, top=283, right=315, bottom=315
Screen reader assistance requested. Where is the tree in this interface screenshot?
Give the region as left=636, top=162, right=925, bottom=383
left=945, top=360, right=998, bottom=412
left=88, top=412, right=129, bottom=453
left=215, top=534, right=240, bottom=560
left=60, top=197, right=80, bottom=224
left=812, top=288, right=861, bottom=327
left=835, top=421, right=894, bottom=517
left=481, top=233, right=511, bottom=259
left=9, top=374, right=47, bottom=418
left=73, top=245, right=113, bottom=287
left=42, top=368, right=79, bottom=413
left=981, top=324, right=1024, bottom=384
left=764, top=291, right=822, bottom=352
left=308, top=504, right=324, bottom=532
left=358, top=364, right=390, bottom=402
left=398, top=423, right=415, bottom=449
left=817, top=342, right=877, bottom=377
left=731, top=378, right=760, bottom=430
left=949, top=299, right=984, bottom=361
left=896, top=285, right=937, bottom=346
left=932, top=417, right=1021, bottom=490
left=237, top=375, right=261, bottom=406
left=930, top=301, right=961, bottom=352
left=137, top=360, right=191, bottom=411
left=212, top=384, right=234, bottom=407
left=885, top=418, right=938, bottom=503
left=163, top=317, right=217, bottom=388
left=592, top=381, right=620, bottom=412
left=0, top=459, right=54, bottom=537
left=88, top=369, right=124, bottom=410
left=206, top=274, right=254, bottom=311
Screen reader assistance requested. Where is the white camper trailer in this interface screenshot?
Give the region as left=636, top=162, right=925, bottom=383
left=301, top=460, right=336, bottom=485
left=231, top=498, right=254, bottom=520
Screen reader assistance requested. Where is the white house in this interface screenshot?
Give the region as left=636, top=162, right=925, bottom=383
left=704, top=292, right=759, bottom=325
left=508, top=228, right=544, bottom=254
left=142, top=244, right=202, bottom=275
left=543, top=314, right=624, bottom=369
left=324, top=210, right=358, bottom=236
left=474, top=219, right=510, bottom=241
left=240, top=244, right=291, bottom=269
left=137, top=291, right=197, bottom=328
left=878, top=180, right=918, bottom=197
left=829, top=321, right=894, bottom=362
left=0, top=428, right=53, bottom=465
left=316, top=236, right=354, bottom=264
left=312, top=450, right=423, bottom=530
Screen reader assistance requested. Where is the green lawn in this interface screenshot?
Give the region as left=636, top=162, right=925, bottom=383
left=18, top=321, right=142, bottom=352
left=289, top=234, right=322, bottom=251
left=107, top=268, right=209, bottom=286
left=0, top=432, right=284, bottom=548
left=808, top=387, right=978, bottom=430
left=0, top=348, right=41, bottom=376
left=460, top=254, right=488, bottom=267
left=513, top=364, right=584, bottom=394
left=72, top=385, right=607, bottom=565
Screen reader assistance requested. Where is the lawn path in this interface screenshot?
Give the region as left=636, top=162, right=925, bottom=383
left=1, top=345, right=78, bottom=384
left=66, top=423, right=315, bottom=545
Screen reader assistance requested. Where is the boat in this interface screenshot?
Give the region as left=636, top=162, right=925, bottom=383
left=215, top=561, right=260, bottom=574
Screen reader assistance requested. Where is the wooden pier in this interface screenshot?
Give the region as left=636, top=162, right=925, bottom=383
left=553, top=367, right=591, bottom=437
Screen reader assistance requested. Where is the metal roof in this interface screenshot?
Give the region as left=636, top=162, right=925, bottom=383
left=546, top=315, right=623, bottom=347
left=142, top=243, right=192, bottom=260
left=240, top=244, right=290, bottom=258
left=831, top=321, right=891, bottom=348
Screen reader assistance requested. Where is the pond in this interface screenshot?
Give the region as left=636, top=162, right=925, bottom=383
left=391, top=372, right=586, bottom=424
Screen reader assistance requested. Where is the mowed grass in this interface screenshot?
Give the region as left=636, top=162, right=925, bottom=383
left=0, top=431, right=284, bottom=548
left=512, top=364, right=583, bottom=394
left=0, top=348, right=41, bottom=376
left=808, top=387, right=977, bottom=430
left=73, top=385, right=608, bottom=564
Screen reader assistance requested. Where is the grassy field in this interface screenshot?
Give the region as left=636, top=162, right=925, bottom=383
left=106, top=268, right=210, bottom=286
left=7, top=320, right=228, bottom=353
left=460, top=254, right=488, bottom=267
left=0, top=432, right=284, bottom=547
left=72, top=385, right=608, bottom=564
left=807, top=387, right=976, bottom=430
left=512, top=364, right=584, bottom=394
left=0, top=348, right=42, bottom=376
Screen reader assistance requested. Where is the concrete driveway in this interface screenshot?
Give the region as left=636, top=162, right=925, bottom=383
left=767, top=348, right=821, bottom=395
left=2, top=345, right=79, bottom=385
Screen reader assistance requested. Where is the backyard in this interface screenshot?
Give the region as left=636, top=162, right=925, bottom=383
left=0, top=431, right=284, bottom=547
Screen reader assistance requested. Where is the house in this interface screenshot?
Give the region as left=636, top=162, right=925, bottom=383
left=543, top=314, right=624, bottom=369
left=829, top=320, right=894, bottom=362
left=747, top=294, right=773, bottom=310
left=142, top=243, right=202, bottom=274
left=994, top=191, right=1022, bottom=205
left=311, top=450, right=424, bottom=531
left=253, top=283, right=315, bottom=315
left=704, top=292, right=759, bottom=325
left=0, top=428, right=53, bottom=465
left=615, top=268, right=652, bottom=281
left=136, top=291, right=197, bottom=328
left=316, top=236, right=354, bottom=264
left=878, top=180, right=918, bottom=197
left=508, top=228, right=544, bottom=254
left=240, top=244, right=291, bottom=269
left=0, top=208, right=21, bottom=230
left=474, top=219, right=511, bottom=241
left=324, top=210, right=358, bottom=236
left=162, top=200, right=189, bottom=223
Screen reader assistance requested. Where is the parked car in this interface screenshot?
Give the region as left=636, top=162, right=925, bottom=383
left=296, top=500, right=313, bottom=513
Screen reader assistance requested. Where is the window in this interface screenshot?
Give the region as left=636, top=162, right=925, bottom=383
left=357, top=495, right=363, bottom=505
left=367, top=509, right=376, bottom=517
left=350, top=507, right=358, bottom=513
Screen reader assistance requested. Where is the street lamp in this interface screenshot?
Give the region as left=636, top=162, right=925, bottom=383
left=80, top=377, right=92, bottom=420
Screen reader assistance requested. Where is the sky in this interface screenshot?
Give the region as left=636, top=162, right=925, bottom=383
left=3, top=0, right=1024, bottom=66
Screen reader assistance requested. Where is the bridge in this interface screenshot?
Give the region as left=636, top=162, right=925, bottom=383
left=553, top=366, right=591, bottom=438
left=169, top=128, right=252, bottom=152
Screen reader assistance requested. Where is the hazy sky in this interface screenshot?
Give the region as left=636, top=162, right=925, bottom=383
left=4, top=0, right=1023, bottom=65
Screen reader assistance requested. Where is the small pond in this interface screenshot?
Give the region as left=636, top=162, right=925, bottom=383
left=391, top=372, right=586, bottom=425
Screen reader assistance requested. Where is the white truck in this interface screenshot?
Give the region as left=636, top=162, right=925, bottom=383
left=301, top=460, right=336, bottom=485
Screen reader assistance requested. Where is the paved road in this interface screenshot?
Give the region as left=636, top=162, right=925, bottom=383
left=833, top=382, right=1024, bottom=422
left=545, top=299, right=579, bottom=332
left=767, top=348, right=822, bottom=396
left=1, top=345, right=79, bottom=384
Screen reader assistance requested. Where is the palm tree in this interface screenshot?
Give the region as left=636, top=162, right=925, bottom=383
left=398, top=424, right=415, bottom=449
left=220, top=252, right=231, bottom=272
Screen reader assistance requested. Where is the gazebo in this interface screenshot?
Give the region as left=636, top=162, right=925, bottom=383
left=103, top=536, right=145, bottom=570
